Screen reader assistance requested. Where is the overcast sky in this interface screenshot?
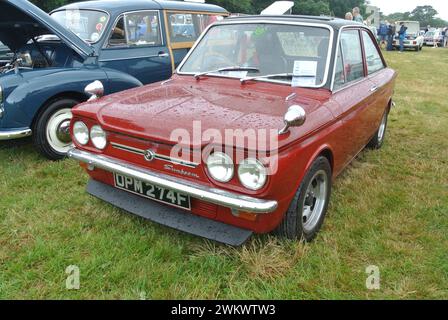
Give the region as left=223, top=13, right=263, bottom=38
left=369, top=0, right=448, bottom=20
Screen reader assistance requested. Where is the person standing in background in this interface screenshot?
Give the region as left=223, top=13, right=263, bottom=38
left=352, top=7, right=364, bottom=23
left=387, top=22, right=396, bottom=51
left=378, top=21, right=389, bottom=48
left=443, top=27, right=448, bottom=48
left=398, top=22, right=407, bottom=53
left=345, top=12, right=353, bottom=21
left=432, top=29, right=439, bottom=48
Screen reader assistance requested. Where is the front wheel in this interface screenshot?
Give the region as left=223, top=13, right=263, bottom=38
left=276, top=157, right=332, bottom=242
left=33, top=98, right=80, bottom=160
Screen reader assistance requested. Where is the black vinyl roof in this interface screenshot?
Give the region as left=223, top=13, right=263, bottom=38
left=226, top=15, right=363, bottom=31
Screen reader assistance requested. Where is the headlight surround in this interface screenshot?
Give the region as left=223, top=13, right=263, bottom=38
left=238, top=158, right=267, bottom=191
left=73, top=121, right=89, bottom=145
left=90, top=125, right=107, bottom=150
left=206, top=152, right=234, bottom=183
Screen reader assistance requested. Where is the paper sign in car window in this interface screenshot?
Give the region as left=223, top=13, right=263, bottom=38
left=293, top=61, right=318, bottom=77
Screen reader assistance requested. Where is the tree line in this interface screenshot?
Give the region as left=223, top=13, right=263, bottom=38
left=383, top=5, right=447, bottom=28
left=30, top=0, right=446, bottom=27
left=30, top=0, right=366, bottom=18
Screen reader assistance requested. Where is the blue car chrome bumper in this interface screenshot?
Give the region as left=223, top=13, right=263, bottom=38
left=0, top=128, right=32, bottom=140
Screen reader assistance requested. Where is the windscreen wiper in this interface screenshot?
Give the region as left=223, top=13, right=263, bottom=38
left=194, top=66, right=260, bottom=80
left=240, top=73, right=295, bottom=84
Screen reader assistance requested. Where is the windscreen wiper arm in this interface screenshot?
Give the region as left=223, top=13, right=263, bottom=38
left=194, top=66, right=260, bottom=80
left=240, top=73, right=295, bottom=84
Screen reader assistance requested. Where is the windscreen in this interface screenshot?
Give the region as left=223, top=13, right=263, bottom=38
left=179, top=23, right=331, bottom=87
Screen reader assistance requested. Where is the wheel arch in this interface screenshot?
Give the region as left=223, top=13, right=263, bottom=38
left=304, top=145, right=335, bottom=180
left=31, top=91, right=88, bottom=130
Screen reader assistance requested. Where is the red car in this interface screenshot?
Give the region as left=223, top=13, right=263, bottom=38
left=69, top=16, right=397, bottom=246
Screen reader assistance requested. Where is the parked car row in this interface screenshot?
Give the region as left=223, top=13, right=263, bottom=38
left=0, top=0, right=227, bottom=159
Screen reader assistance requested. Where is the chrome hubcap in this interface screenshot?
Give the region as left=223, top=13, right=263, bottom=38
left=378, top=113, right=387, bottom=142
left=46, top=108, right=73, bottom=154
left=302, top=170, right=328, bottom=232
left=56, top=120, right=72, bottom=143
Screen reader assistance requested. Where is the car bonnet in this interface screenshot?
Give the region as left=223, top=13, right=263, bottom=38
left=0, top=0, right=94, bottom=59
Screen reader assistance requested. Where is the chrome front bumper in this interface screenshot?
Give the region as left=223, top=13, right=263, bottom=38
left=0, top=128, right=32, bottom=140
left=68, top=148, right=278, bottom=214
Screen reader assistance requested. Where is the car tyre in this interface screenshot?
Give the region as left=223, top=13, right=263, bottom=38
left=276, top=156, right=332, bottom=242
left=367, top=109, right=389, bottom=149
left=33, top=98, right=80, bottom=160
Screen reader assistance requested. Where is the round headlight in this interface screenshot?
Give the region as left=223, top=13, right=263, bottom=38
left=206, top=152, right=234, bottom=183
left=90, top=125, right=107, bottom=150
left=238, top=158, right=267, bottom=191
left=73, top=121, right=89, bottom=145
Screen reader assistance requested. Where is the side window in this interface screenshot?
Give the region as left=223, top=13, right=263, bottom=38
left=333, top=45, right=346, bottom=90
left=108, top=11, right=161, bottom=48
left=109, top=17, right=127, bottom=47
left=167, top=12, right=223, bottom=44
left=362, top=31, right=385, bottom=74
left=340, top=30, right=364, bottom=83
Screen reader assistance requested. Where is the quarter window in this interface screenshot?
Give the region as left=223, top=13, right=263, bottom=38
left=108, top=11, right=161, bottom=48
left=362, top=31, right=385, bottom=74
left=333, top=45, right=346, bottom=90
left=340, top=30, right=364, bottom=83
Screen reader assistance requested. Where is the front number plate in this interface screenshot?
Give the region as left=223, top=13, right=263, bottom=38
left=113, top=173, right=191, bottom=210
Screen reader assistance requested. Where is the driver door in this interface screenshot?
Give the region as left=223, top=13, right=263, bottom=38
left=99, top=10, right=172, bottom=85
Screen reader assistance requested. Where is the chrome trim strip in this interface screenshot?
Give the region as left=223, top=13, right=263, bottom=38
left=0, top=128, right=32, bottom=140
left=111, top=142, right=144, bottom=155
left=99, top=54, right=165, bottom=62
left=176, top=20, right=335, bottom=89
left=68, top=148, right=278, bottom=214
left=111, top=142, right=199, bottom=168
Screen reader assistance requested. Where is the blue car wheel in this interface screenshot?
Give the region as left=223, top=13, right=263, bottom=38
left=32, top=98, right=80, bottom=160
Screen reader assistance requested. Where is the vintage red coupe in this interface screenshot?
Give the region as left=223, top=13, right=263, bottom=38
left=69, top=16, right=397, bottom=245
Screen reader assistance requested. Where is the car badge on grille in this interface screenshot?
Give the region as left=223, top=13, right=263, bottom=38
left=144, top=149, right=156, bottom=162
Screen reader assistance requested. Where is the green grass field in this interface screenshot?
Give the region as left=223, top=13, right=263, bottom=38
left=0, top=48, right=447, bottom=300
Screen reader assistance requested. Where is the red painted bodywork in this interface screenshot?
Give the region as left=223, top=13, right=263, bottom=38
left=71, top=33, right=397, bottom=235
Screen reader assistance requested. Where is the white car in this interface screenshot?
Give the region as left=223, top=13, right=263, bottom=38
left=424, top=30, right=443, bottom=46
left=393, top=21, right=424, bottom=51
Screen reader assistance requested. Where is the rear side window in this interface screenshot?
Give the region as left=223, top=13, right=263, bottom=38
left=362, top=31, right=385, bottom=74
left=166, top=12, right=224, bottom=44
left=340, top=30, right=364, bottom=82
left=108, top=11, right=162, bottom=48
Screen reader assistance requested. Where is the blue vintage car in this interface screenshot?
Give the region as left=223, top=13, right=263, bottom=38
left=0, top=0, right=227, bottom=160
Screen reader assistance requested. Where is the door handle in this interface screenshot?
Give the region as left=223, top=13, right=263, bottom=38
left=158, top=52, right=169, bottom=58
left=370, top=86, right=378, bottom=92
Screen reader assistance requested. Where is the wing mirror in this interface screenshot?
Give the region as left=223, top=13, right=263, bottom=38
left=85, top=80, right=104, bottom=101
left=278, top=105, right=306, bottom=135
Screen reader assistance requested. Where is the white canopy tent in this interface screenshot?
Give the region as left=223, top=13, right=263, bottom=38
left=261, top=1, right=295, bottom=15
